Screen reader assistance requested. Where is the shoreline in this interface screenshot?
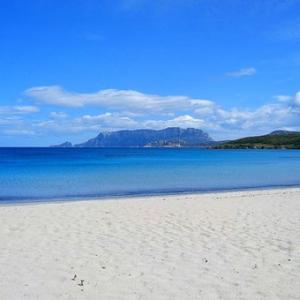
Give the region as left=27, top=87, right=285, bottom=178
left=1, top=184, right=300, bottom=206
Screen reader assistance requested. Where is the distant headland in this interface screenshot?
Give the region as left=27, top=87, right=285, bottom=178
left=51, top=127, right=216, bottom=148
left=214, top=130, right=300, bottom=149
left=51, top=128, right=300, bottom=149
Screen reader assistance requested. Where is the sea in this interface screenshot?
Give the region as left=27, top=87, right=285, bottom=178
left=1, top=147, right=300, bottom=203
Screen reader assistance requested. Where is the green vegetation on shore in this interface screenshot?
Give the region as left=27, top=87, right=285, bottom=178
left=214, top=131, right=300, bottom=149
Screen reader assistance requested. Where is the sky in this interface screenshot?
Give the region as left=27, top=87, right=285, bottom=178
left=0, top=0, right=300, bottom=146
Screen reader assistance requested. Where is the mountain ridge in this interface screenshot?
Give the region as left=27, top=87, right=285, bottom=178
left=51, top=127, right=215, bottom=148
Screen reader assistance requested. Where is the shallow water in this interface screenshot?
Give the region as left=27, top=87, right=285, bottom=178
left=1, top=148, right=300, bottom=202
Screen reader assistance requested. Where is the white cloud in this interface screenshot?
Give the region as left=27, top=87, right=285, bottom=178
left=274, top=95, right=293, bottom=102
left=295, top=91, right=300, bottom=106
left=273, top=92, right=300, bottom=107
left=0, top=105, right=39, bottom=115
left=25, top=85, right=214, bottom=113
left=226, top=67, right=257, bottom=78
left=0, top=106, right=39, bottom=138
left=143, top=115, right=208, bottom=130
left=3, top=129, right=36, bottom=136
left=0, top=117, right=23, bottom=126
left=33, top=112, right=139, bottom=134
left=3, top=86, right=300, bottom=141
left=77, top=113, right=139, bottom=129
left=42, top=99, right=298, bottom=137
left=50, top=111, right=68, bottom=119
left=14, top=106, right=39, bottom=113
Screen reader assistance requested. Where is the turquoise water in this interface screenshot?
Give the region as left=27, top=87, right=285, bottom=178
left=1, top=148, right=300, bottom=202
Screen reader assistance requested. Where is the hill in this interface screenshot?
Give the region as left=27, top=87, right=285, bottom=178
left=50, top=141, right=72, bottom=148
left=214, top=131, right=300, bottom=149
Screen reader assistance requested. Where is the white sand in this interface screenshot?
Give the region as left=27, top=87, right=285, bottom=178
left=0, top=188, right=300, bottom=300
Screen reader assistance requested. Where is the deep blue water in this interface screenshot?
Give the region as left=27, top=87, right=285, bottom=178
left=1, top=148, right=300, bottom=203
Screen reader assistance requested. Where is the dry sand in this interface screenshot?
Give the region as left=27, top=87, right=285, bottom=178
left=0, top=188, right=300, bottom=300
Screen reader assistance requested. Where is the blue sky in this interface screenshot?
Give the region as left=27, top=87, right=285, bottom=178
left=1, top=0, right=300, bottom=146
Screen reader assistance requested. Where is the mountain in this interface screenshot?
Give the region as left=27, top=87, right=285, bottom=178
left=50, top=141, right=73, bottom=148
left=214, top=130, right=300, bottom=149
left=76, top=127, right=214, bottom=148
left=53, top=127, right=214, bottom=148
left=269, top=130, right=300, bottom=136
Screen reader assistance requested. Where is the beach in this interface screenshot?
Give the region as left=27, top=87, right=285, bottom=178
left=0, top=188, right=299, bottom=300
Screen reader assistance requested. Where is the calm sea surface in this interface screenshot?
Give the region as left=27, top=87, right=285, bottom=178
left=1, top=148, right=300, bottom=203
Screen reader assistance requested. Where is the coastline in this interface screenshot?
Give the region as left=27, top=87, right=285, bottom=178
left=0, top=187, right=300, bottom=299
left=1, top=183, right=300, bottom=206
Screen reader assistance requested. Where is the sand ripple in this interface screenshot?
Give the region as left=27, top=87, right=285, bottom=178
left=0, top=188, right=300, bottom=299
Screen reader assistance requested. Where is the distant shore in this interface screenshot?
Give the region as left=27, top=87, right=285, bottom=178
left=0, top=187, right=299, bottom=299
